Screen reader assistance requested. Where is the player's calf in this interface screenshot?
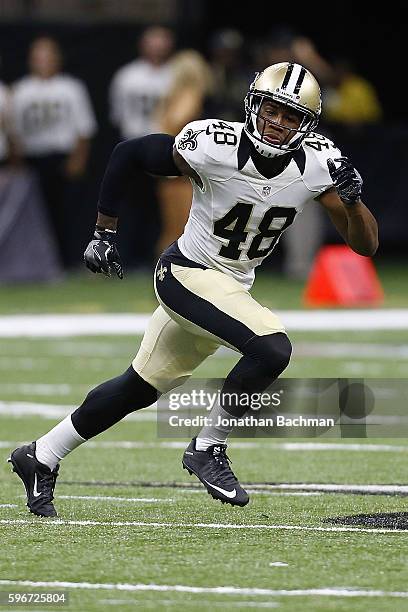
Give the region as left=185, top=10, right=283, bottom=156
left=9, top=366, right=158, bottom=516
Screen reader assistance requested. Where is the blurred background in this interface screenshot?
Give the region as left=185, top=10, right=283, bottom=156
left=0, top=0, right=406, bottom=286
left=0, top=0, right=407, bottom=391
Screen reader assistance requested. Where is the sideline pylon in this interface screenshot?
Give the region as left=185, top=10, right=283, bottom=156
left=303, top=245, right=384, bottom=306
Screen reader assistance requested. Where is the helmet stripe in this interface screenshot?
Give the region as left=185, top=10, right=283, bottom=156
left=293, top=67, right=307, bottom=94
left=280, top=63, right=294, bottom=89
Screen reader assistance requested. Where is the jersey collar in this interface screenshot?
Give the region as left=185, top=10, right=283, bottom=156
left=238, top=130, right=294, bottom=179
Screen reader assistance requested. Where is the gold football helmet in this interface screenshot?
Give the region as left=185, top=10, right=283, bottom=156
left=244, top=62, right=321, bottom=157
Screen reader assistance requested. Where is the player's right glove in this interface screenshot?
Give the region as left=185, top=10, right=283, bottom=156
left=83, top=227, right=123, bottom=279
left=327, top=157, right=363, bottom=206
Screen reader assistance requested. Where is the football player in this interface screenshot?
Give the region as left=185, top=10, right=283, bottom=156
left=9, top=63, right=378, bottom=515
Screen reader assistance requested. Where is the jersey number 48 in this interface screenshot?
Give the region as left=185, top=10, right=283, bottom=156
left=213, top=203, right=297, bottom=260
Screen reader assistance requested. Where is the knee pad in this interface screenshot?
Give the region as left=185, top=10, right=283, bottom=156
left=243, top=332, right=292, bottom=378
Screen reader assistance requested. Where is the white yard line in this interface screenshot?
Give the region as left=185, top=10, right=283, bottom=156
left=0, top=402, right=74, bottom=418
left=2, top=344, right=408, bottom=361
left=86, top=441, right=408, bottom=452
left=57, top=495, right=173, bottom=503
left=30, top=482, right=408, bottom=497
left=0, top=357, right=50, bottom=370
left=295, top=342, right=408, bottom=359
left=253, top=483, right=408, bottom=495
left=0, top=580, right=407, bottom=598
left=0, top=384, right=77, bottom=396
left=274, top=442, right=408, bottom=452
left=1, top=310, right=408, bottom=337
left=4, top=404, right=405, bottom=426
left=2, top=401, right=408, bottom=427
left=1, top=440, right=407, bottom=453
left=0, top=402, right=156, bottom=421
left=98, top=600, right=279, bottom=608
left=0, top=518, right=406, bottom=535
left=251, top=492, right=321, bottom=497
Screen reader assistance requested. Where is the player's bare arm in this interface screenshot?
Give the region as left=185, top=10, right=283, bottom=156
left=317, top=158, right=379, bottom=257
left=96, top=211, right=118, bottom=230
left=64, top=136, right=91, bottom=178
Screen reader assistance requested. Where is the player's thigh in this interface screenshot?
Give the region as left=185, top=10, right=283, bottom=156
left=154, top=262, right=285, bottom=352
left=132, top=305, right=219, bottom=392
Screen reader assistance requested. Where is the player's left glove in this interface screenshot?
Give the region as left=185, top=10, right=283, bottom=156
left=83, top=227, right=123, bottom=279
left=327, top=157, right=363, bottom=206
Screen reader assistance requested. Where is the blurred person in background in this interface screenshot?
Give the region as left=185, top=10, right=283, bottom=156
left=155, top=49, right=214, bottom=255
left=207, top=28, right=251, bottom=122
left=0, top=80, right=10, bottom=166
left=10, top=37, right=97, bottom=268
left=109, top=26, right=175, bottom=269
left=323, top=58, right=382, bottom=127
left=0, top=56, right=12, bottom=166
left=262, top=28, right=335, bottom=93
left=109, top=26, right=174, bottom=139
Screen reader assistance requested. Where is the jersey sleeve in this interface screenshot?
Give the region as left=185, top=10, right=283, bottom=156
left=302, top=133, right=342, bottom=197
left=174, top=120, right=211, bottom=173
left=175, top=119, right=239, bottom=181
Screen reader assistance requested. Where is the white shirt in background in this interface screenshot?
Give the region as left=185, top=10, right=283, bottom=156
left=109, top=59, right=172, bottom=139
left=11, top=74, right=97, bottom=156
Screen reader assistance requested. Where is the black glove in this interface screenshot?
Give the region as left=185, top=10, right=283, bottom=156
left=327, top=157, right=363, bottom=206
left=84, top=227, right=123, bottom=279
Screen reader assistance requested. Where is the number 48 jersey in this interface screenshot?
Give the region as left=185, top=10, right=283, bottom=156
left=175, top=118, right=340, bottom=289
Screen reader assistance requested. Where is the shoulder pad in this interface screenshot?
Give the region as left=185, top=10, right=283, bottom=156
left=175, top=119, right=242, bottom=180
left=302, top=132, right=342, bottom=195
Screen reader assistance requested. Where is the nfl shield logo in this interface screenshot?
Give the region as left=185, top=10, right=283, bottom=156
left=262, top=186, right=271, bottom=196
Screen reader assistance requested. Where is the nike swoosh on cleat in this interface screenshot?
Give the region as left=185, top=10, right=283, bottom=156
left=33, top=473, right=41, bottom=498
left=184, top=451, right=194, bottom=455
left=26, top=454, right=34, bottom=458
left=203, top=479, right=237, bottom=498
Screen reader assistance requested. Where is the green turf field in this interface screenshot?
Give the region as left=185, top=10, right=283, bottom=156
left=0, top=259, right=406, bottom=314
left=1, top=418, right=408, bottom=611
left=1, top=265, right=408, bottom=611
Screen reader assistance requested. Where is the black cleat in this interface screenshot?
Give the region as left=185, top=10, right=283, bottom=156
left=8, top=442, right=59, bottom=517
left=182, top=438, right=249, bottom=507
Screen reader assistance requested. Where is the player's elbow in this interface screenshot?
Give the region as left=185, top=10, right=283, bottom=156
left=112, top=138, right=137, bottom=160
left=350, top=239, right=379, bottom=257
left=370, top=238, right=380, bottom=256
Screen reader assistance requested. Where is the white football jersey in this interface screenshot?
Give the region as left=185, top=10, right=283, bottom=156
left=175, top=119, right=341, bottom=289
left=11, top=74, right=97, bottom=155
left=109, top=59, right=172, bottom=139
